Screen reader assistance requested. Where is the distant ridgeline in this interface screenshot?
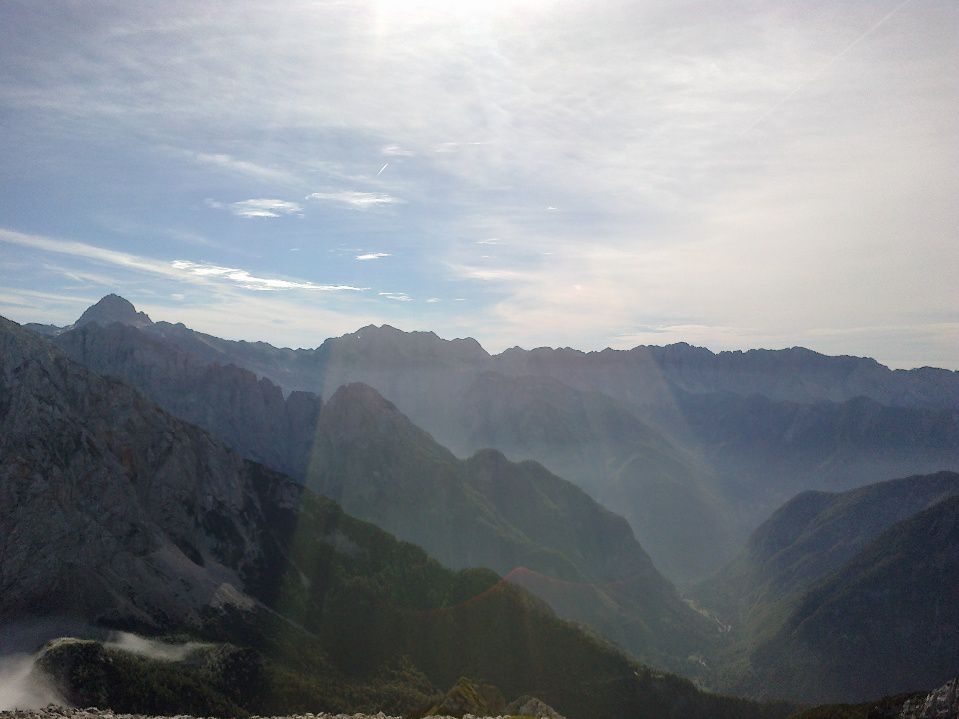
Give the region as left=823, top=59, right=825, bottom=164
left=7, top=294, right=959, bottom=709
left=42, top=295, right=959, bottom=585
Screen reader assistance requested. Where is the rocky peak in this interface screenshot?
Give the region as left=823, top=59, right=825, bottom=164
left=323, top=324, right=490, bottom=365
left=318, top=383, right=418, bottom=444
left=899, top=677, right=959, bottom=718
left=0, top=314, right=270, bottom=627
left=75, top=294, right=153, bottom=329
left=325, top=381, right=400, bottom=416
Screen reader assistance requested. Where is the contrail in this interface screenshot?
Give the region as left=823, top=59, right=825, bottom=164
left=376, top=162, right=389, bottom=176
left=741, top=0, right=913, bottom=137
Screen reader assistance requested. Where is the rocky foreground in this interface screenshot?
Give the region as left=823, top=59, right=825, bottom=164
left=787, top=677, right=959, bottom=719
left=0, top=709, right=548, bottom=719
left=899, top=678, right=959, bottom=719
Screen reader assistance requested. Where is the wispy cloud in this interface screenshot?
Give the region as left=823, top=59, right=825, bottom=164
left=0, top=227, right=366, bottom=294
left=379, top=291, right=413, bottom=302
left=449, top=264, right=528, bottom=282
left=434, top=141, right=491, bottom=153
left=189, top=151, right=298, bottom=185
left=307, top=191, right=402, bottom=209
left=0, top=227, right=185, bottom=280
left=41, top=263, right=124, bottom=288
left=1, top=1, right=956, bottom=368
left=0, top=288, right=96, bottom=311
left=382, top=144, right=414, bottom=157
left=170, top=261, right=365, bottom=292
left=206, top=198, right=303, bottom=219
left=355, top=252, right=391, bottom=261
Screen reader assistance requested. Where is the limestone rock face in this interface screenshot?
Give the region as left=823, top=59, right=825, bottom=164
left=424, top=677, right=505, bottom=717
left=505, top=695, right=567, bottom=718
left=0, top=316, right=285, bottom=627
left=54, top=321, right=322, bottom=479
left=74, top=294, right=153, bottom=330
left=899, top=678, right=959, bottom=719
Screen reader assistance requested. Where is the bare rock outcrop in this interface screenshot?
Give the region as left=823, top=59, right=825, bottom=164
left=899, top=678, right=959, bottom=719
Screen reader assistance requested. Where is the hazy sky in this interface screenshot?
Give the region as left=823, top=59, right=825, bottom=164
left=1, top=0, right=956, bottom=368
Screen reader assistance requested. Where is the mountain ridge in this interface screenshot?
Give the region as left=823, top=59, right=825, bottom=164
left=42, top=314, right=721, bottom=674
left=0, top=313, right=791, bottom=719
left=33, top=295, right=959, bottom=584
left=28, top=295, right=959, bottom=406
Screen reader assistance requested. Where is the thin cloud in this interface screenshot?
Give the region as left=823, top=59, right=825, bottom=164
left=426, top=297, right=441, bottom=303
left=740, top=0, right=915, bottom=137
left=42, top=263, right=122, bottom=288
left=450, top=264, right=528, bottom=282
left=1, top=2, right=955, bottom=369
left=355, top=252, right=391, bottom=261
left=0, top=227, right=366, bottom=294
left=0, top=226, right=187, bottom=280
left=0, top=288, right=96, bottom=310
left=434, top=141, right=491, bottom=153
left=306, top=191, right=402, bottom=209
left=382, top=144, right=414, bottom=157
left=170, top=261, right=366, bottom=292
left=378, top=291, right=413, bottom=302
left=207, top=198, right=303, bottom=219
left=190, top=151, right=298, bottom=185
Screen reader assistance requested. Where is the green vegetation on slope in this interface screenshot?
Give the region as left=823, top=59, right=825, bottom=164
left=303, top=383, right=716, bottom=675
left=692, top=473, right=959, bottom=701
left=736, top=494, right=959, bottom=702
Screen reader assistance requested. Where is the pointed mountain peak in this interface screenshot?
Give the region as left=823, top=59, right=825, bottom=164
left=75, top=294, right=153, bottom=329
left=319, top=382, right=441, bottom=450
left=326, top=381, right=399, bottom=414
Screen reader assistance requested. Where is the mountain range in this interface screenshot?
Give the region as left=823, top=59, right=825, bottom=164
left=8, top=294, right=959, bottom=709
left=0, top=312, right=794, bottom=719
left=47, top=300, right=717, bottom=676
left=38, top=295, right=959, bottom=583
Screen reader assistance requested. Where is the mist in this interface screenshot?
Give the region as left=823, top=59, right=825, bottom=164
left=0, top=620, right=209, bottom=710
left=103, top=631, right=209, bottom=662
left=0, top=619, right=94, bottom=710
left=0, top=654, right=65, bottom=710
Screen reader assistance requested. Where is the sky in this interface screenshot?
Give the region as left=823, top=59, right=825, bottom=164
left=0, top=0, right=956, bottom=369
